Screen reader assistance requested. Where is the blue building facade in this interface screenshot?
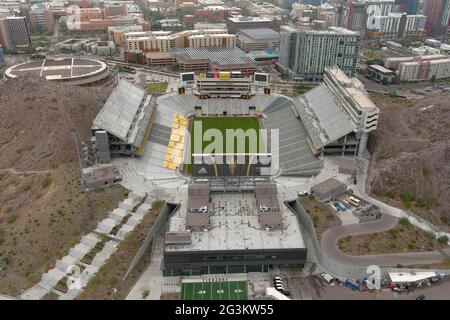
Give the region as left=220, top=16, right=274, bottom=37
left=395, top=0, right=419, bottom=14
left=0, top=46, right=5, bottom=67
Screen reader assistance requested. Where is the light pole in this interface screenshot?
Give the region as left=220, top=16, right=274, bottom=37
left=71, top=129, right=83, bottom=176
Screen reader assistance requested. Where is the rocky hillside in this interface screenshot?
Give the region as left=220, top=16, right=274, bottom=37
left=0, top=76, right=110, bottom=171
left=367, top=92, right=450, bottom=224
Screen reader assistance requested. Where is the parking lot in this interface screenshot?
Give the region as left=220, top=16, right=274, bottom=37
left=281, top=275, right=450, bottom=300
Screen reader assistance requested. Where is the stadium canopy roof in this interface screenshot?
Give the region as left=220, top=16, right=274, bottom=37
left=92, top=79, right=152, bottom=146
left=294, top=84, right=354, bottom=149
left=170, top=46, right=257, bottom=67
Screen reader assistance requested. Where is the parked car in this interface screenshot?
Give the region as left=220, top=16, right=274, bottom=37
left=282, top=290, right=291, bottom=296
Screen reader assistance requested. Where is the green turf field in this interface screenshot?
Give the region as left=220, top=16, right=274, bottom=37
left=191, top=116, right=262, bottom=153
left=187, top=116, right=264, bottom=174
left=181, top=281, right=248, bottom=300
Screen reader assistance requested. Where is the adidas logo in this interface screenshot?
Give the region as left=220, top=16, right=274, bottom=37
left=198, top=167, right=207, bottom=174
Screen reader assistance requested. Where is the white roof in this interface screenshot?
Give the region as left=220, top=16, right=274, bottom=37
left=388, top=272, right=436, bottom=283
left=370, top=64, right=394, bottom=74
left=92, top=79, right=150, bottom=144
left=265, top=287, right=291, bottom=300
left=296, top=85, right=355, bottom=148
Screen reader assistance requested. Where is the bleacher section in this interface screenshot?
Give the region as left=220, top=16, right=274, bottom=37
left=292, top=85, right=354, bottom=150
left=163, top=115, right=187, bottom=171
left=262, top=97, right=323, bottom=176
left=135, top=92, right=323, bottom=178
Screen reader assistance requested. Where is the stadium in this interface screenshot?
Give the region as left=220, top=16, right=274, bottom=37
left=5, top=57, right=110, bottom=85
left=91, top=68, right=379, bottom=277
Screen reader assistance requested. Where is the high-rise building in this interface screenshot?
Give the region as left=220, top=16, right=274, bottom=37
left=0, top=16, right=32, bottom=50
left=29, top=3, right=54, bottom=32
left=278, top=25, right=360, bottom=81
left=366, top=12, right=426, bottom=39
left=394, top=0, right=419, bottom=14
left=423, top=0, right=450, bottom=37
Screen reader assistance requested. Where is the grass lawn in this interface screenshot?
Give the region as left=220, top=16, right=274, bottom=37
left=187, top=116, right=264, bottom=174
left=147, top=82, right=168, bottom=94
left=298, top=195, right=341, bottom=239
left=181, top=281, right=248, bottom=300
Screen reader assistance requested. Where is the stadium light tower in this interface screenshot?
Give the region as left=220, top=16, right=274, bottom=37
left=71, top=129, right=83, bottom=175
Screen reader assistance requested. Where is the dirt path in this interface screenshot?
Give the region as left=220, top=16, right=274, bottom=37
left=0, top=168, right=52, bottom=175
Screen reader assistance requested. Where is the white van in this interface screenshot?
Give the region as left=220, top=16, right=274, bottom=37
left=320, top=272, right=336, bottom=287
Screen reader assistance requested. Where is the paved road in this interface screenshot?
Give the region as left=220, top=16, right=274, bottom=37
left=321, top=213, right=450, bottom=267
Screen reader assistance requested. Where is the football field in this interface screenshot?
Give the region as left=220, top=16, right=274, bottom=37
left=181, top=281, right=248, bottom=300
left=187, top=116, right=264, bottom=174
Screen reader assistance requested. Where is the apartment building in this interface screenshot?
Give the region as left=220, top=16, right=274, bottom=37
left=278, top=25, right=360, bottom=81
left=29, top=2, right=54, bottom=32
left=397, top=56, right=450, bottom=81
left=366, top=12, right=426, bottom=39
left=384, top=54, right=447, bottom=69
left=124, top=29, right=236, bottom=53
left=423, top=0, right=450, bottom=37
left=108, top=24, right=143, bottom=46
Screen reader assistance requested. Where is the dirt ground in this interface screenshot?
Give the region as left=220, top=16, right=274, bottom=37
left=0, top=76, right=111, bottom=171
left=338, top=221, right=449, bottom=256
left=0, top=164, right=127, bottom=296
left=76, top=202, right=162, bottom=300
left=298, top=195, right=341, bottom=239
left=0, top=76, right=127, bottom=296
left=366, top=90, right=450, bottom=230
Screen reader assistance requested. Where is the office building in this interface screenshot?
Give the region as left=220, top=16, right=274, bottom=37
left=367, top=64, right=396, bottom=85
left=0, top=16, right=32, bottom=50
left=227, top=16, right=272, bottom=33
left=236, top=28, right=280, bottom=53
left=278, top=25, right=359, bottom=81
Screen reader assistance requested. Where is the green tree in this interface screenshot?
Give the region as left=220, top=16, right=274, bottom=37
left=438, top=235, right=449, bottom=245
left=399, top=217, right=410, bottom=226
left=170, top=63, right=180, bottom=71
